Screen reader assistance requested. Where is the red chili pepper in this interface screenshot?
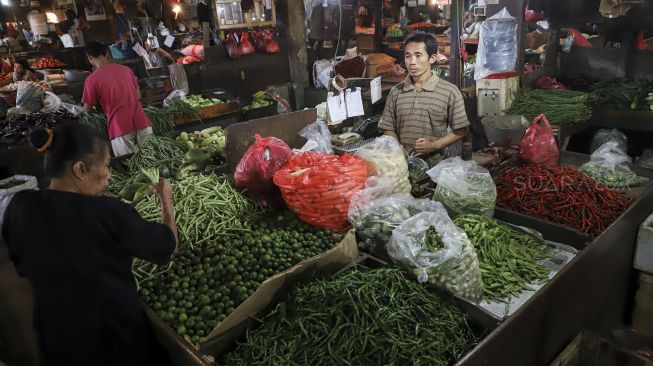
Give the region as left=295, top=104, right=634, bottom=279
left=495, top=164, right=633, bottom=237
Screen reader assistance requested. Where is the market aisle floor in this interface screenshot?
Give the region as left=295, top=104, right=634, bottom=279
left=0, top=241, right=38, bottom=366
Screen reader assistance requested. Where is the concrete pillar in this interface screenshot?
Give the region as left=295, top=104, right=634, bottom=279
left=283, top=0, right=309, bottom=110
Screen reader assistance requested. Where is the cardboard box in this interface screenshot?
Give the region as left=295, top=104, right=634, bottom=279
left=366, top=62, right=396, bottom=78
left=146, top=230, right=360, bottom=365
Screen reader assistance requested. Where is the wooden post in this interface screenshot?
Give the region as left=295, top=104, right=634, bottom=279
left=374, top=0, right=383, bottom=52
left=450, top=0, right=461, bottom=88
left=284, top=0, right=309, bottom=109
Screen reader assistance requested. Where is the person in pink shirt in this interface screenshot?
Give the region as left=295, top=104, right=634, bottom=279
left=82, top=41, right=153, bottom=157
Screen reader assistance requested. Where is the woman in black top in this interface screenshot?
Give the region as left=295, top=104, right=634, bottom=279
left=2, top=123, right=178, bottom=366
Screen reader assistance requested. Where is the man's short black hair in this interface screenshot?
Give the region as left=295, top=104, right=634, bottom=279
left=85, top=41, right=108, bottom=58
left=404, top=32, right=438, bottom=57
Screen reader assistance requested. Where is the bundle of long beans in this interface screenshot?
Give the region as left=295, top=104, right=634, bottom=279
left=78, top=112, right=108, bottom=139
left=505, top=89, right=597, bottom=125
left=144, top=105, right=176, bottom=137
left=223, top=267, right=481, bottom=366
left=127, top=135, right=186, bottom=173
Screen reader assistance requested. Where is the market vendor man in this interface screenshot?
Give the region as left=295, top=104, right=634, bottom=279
left=83, top=41, right=153, bottom=156
left=379, top=32, right=470, bottom=165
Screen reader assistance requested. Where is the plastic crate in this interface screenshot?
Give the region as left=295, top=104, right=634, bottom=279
left=242, top=101, right=277, bottom=121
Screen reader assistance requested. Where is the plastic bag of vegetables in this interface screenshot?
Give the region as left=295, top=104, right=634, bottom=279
left=580, top=141, right=641, bottom=189
left=274, top=152, right=368, bottom=232
left=427, top=157, right=497, bottom=218
left=349, top=176, right=439, bottom=254
left=15, top=81, right=44, bottom=113
left=388, top=206, right=484, bottom=303
left=356, top=135, right=411, bottom=194
left=638, top=149, right=653, bottom=170
left=590, top=129, right=627, bottom=154
left=235, top=134, right=292, bottom=209
left=299, top=120, right=333, bottom=154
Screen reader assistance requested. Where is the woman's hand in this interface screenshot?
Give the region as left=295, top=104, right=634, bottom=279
left=153, top=178, right=179, bottom=252
left=152, top=178, right=173, bottom=204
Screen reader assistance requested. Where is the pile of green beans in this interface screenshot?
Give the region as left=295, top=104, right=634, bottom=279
left=222, top=267, right=481, bottom=366
left=433, top=174, right=496, bottom=218
left=79, top=112, right=108, bottom=139
left=505, top=89, right=597, bottom=125
left=144, top=106, right=175, bottom=138
left=453, top=214, right=553, bottom=303
left=580, top=164, right=641, bottom=189
left=135, top=174, right=257, bottom=248
left=127, top=135, right=186, bottom=173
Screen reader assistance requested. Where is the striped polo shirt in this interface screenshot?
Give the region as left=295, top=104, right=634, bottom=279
left=378, top=72, right=470, bottom=149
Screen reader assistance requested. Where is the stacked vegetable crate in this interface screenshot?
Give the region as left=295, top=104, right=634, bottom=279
left=173, top=99, right=241, bottom=126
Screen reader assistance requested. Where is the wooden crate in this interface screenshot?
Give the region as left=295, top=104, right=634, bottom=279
left=551, top=331, right=653, bottom=366
left=173, top=99, right=240, bottom=126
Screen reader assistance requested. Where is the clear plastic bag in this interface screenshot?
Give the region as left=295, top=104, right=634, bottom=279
left=298, top=120, right=333, bottom=154
left=427, top=157, right=497, bottom=218
left=518, top=114, right=560, bottom=165
left=356, top=135, right=411, bottom=194
left=638, top=149, right=653, bottom=169
left=42, top=91, right=62, bottom=113
left=235, top=134, right=293, bottom=208
left=0, top=175, right=38, bottom=238
left=580, top=141, right=640, bottom=188
left=387, top=207, right=484, bottom=303
left=16, top=81, right=44, bottom=112
left=348, top=176, right=439, bottom=253
left=591, top=128, right=627, bottom=154
left=163, top=90, right=187, bottom=107
left=474, top=8, right=518, bottom=80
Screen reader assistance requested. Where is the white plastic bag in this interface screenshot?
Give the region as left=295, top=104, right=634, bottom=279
left=474, top=8, right=518, bottom=80
left=427, top=157, right=497, bottom=218
left=590, top=128, right=627, bottom=154
left=163, top=90, right=187, bottom=107
left=580, top=141, right=640, bottom=188
left=60, top=102, right=85, bottom=116
left=356, top=135, right=411, bottom=194
left=0, top=175, right=38, bottom=236
left=16, top=81, right=45, bottom=112
left=298, top=120, right=333, bottom=154
left=387, top=206, right=484, bottom=303
left=42, top=91, right=62, bottom=113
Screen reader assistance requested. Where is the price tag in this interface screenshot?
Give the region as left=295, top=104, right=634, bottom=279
left=345, top=87, right=364, bottom=117
left=327, top=92, right=347, bottom=123
left=164, top=35, right=175, bottom=48
left=370, top=77, right=382, bottom=104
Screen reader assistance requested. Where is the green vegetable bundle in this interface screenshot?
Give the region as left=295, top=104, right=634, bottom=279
left=222, top=267, right=481, bottom=366
left=242, top=90, right=272, bottom=111
left=127, top=135, right=187, bottom=173
left=591, top=79, right=653, bottom=111
left=453, top=215, right=553, bottom=303
left=144, top=105, right=175, bottom=138
left=505, top=89, right=597, bottom=125
left=138, top=211, right=338, bottom=345
left=184, top=94, right=222, bottom=108
left=135, top=174, right=256, bottom=249
left=388, top=208, right=484, bottom=303
left=176, top=126, right=226, bottom=153
left=79, top=112, right=108, bottom=140
left=580, top=141, right=640, bottom=189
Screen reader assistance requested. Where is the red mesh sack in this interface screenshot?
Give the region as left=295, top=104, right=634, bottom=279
left=518, top=114, right=560, bottom=165
left=235, top=134, right=292, bottom=209
left=239, top=32, right=255, bottom=56
left=226, top=33, right=241, bottom=60
left=273, top=152, right=368, bottom=232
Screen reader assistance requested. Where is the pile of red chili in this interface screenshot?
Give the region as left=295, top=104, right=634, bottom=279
left=495, top=164, right=633, bottom=237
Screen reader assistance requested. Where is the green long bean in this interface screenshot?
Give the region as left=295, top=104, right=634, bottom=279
left=453, top=214, right=553, bottom=303
left=127, top=135, right=186, bottom=173
left=505, top=89, right=597, bottom=125
left=223, top=267, right=481, bottom=366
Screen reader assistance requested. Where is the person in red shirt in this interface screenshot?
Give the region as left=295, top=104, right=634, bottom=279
left=82, top=41, right=153, bottom=156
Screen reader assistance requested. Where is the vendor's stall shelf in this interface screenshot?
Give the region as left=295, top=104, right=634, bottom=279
left=173, top=100, right=241, bottom=126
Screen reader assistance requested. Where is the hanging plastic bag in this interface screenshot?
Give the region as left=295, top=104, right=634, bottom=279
left=580, top=141, right=641, bottom=189
left=427, top=157, right=497, bottom=218
left=524, top=1, right=547, bottom=23
left=474, top=8, right=518, bottom=80
left=348, top=176, right=440, bottom=254
left=239, top=32, right=255, bottom=56
left=265, top=30, right=280, bottom=54
left=590, top=128, right=627, bottom=154
left=235, top=134, right=292, bottom=209
left=273, top=152, right=368, bottom=232
left=355, top=135, right=411, bottom=194
left=298, top=120, right=333, bottom=154
left=518, top=114, right=560, bottom=165
left=387, top=207, right=484, bottom=303
left=0, top=175, right=38, bottom=238
left=254, top=30, right=267, bottom=53
left=225, top=33, right=241, bottom=60
left=163, top=90, right=187, bottom=107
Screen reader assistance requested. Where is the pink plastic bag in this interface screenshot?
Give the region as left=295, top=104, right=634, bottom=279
left=518, top=114, right=560, bottom=165
left=524, top=1, right=546, bottom=23
left=235, top=134, right=292, bottom=208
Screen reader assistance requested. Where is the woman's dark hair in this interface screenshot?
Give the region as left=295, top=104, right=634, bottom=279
left=85, top=41, right=108, bottom=58
left=14, top=60, right=30, bottom=71
left=404, top=32, right=439, bottom=57
left=29, top=122, right=107, bottom=178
